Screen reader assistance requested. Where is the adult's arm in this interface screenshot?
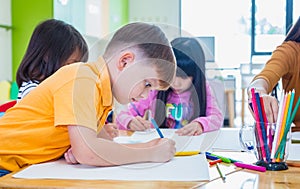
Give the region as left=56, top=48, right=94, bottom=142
left=247, top=79, right=279, bottom=123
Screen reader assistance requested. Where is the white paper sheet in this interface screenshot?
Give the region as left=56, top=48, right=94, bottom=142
left=13, top=154, right=210, bottom=181
left=114, top=129, right=220, bottom=153
left=210, top=128, right=244, bottom=151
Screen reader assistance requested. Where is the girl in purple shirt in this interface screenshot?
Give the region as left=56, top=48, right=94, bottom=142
left=116, top=37, right=224, bottom=135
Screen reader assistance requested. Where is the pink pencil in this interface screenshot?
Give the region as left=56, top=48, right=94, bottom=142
left=260, top=97, right=271, bottom=151
left=234, top=162, right=266, bottom=172
left=251, top=88, right=266, bottom=161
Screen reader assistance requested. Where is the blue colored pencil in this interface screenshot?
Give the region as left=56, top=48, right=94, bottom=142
left=150, top=118, right=164, bottom=138
left=130, top=102, right=142, bottom=117
left=255, top=92, right=270, bottom=161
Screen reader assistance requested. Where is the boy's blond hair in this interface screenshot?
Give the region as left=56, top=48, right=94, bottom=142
left=104, top=22, right=176, bottom=89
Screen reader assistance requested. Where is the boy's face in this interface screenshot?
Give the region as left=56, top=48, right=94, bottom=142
left=112, top=62, right=161, bottom=104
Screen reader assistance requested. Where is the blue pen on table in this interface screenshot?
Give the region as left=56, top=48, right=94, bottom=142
left=206, top=153, right=220, bottom=161
left=206, top=152, right=240, bottom=163
left=150, top=118, right=164, bottom=138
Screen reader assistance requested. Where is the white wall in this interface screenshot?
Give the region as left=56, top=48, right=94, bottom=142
left=54, top=0, right=109, bottom=62
left=0, top=0, right=12, bottom=81
left=128, top=0, right=180, bottom=40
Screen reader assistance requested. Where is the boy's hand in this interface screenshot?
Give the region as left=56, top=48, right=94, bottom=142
left=105, top=123, right=119, bottom=138
left=175, top=122, right=203, bottom=136
left=64, top=148, right=79, bottom=164
left=98, top=123, right=119, bottom=140
left=128, top=116, right=151, bottom=131
left=146, top=138, right=176, bottom=162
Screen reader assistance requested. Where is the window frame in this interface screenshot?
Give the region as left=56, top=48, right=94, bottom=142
left=250, top=0, right=293, bottom=62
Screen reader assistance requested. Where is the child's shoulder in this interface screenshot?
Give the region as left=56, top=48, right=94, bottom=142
left=57, top=62, right=95, bottom=77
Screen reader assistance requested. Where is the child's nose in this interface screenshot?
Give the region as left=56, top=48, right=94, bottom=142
left=139, top=88, right=151, bottom=99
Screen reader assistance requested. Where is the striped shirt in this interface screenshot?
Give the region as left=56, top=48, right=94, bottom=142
left=17, top=80, right=39, bottom=102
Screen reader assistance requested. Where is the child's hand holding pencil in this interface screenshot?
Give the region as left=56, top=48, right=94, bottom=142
left=128, top=116, right=151, bottom=131
left=128, top=103, right=152, bottom=131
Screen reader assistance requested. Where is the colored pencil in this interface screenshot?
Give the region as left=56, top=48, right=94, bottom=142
left=205, top=152, right=239, bottom=163
left=260, top=96, right=272, bottom=151
left=216, top=163, right=226, bottom=182
left=279, top=89, right=295, bottom=159
left=130, top=102, right=142, bottom=117
left=275, top=91, right=291, bottom=160
left=209, top=159, right=223, bottom=166
left=251, top=88, right=266, bottom=161
left=271, top=90, right=285, bottom=160
left=150, top=118, right=164, bottom=138
left=255, top=92, right=270, bottom=161
left=175, top=151, right=200, bottom=156
left=279, top=91, right=291, bottom=141
left=276, top=95, right=300, bottom=159
left=234, top=162, right=266, bottom=172
left=206, top=153, right=220, bottom=161
left=288, top=96, right=300, bottom=126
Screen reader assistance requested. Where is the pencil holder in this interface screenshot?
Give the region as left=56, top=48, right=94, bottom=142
left=239, top=122, right=291, bottom=171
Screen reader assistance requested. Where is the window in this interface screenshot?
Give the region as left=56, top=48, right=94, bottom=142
left=251, top=0, right=286, bottom=60
left=181, top=0, right=251, bottom=69
left=181, top=0, right=295, bottom=67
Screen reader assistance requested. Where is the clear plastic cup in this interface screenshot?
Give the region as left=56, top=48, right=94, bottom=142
left=239, top=122, right=291, bottom=171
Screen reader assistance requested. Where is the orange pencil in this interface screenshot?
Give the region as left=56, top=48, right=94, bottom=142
left=275, top=91, right=290, bottom=161
left=279, top=91, right=291, bottom=140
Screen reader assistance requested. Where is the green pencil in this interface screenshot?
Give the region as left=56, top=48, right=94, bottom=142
left=276, top=96, right=300, bottom=158
left=287, top=96, right=300, bottom=126
left=216, top=163, right=226, bottom=183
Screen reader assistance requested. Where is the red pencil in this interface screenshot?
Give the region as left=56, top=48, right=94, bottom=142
left=251, top=88, right=266, bottom=161
left=209, top=159, right=222, bottom=166
left=260, top=96, right=272, bottom=151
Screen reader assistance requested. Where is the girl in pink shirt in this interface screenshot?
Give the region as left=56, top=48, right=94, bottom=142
left=117, top=37, right=224, bottom=135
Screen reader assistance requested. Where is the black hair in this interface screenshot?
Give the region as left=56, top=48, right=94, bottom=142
left=154, top=37, right=207, bottom=127
left=16, top=19, right=89, bottom=87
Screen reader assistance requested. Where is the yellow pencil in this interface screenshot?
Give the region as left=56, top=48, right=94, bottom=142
left=174, top=151, right=200, bottom=156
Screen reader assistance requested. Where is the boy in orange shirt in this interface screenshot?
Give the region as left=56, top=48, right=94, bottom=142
left=0, top=22, right=176, bottom=175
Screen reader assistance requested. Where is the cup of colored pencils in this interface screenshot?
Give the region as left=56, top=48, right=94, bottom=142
left=240, top=88, right=300, bottom=171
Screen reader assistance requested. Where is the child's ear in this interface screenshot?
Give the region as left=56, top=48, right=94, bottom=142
left=117, top=52, right=135, bottom=71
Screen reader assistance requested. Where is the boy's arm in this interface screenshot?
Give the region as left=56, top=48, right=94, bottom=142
left=67, top=125, right=175, bottom=166
left=192, top=83, right=224, bottom=132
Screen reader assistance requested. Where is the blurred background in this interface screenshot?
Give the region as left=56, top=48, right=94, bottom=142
left=0, top=0, right=299, bottom=127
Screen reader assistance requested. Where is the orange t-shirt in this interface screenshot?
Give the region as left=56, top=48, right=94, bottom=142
left=253, top=41, right=300, bottom=126
left=0, top=57, right=112, bottom=171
